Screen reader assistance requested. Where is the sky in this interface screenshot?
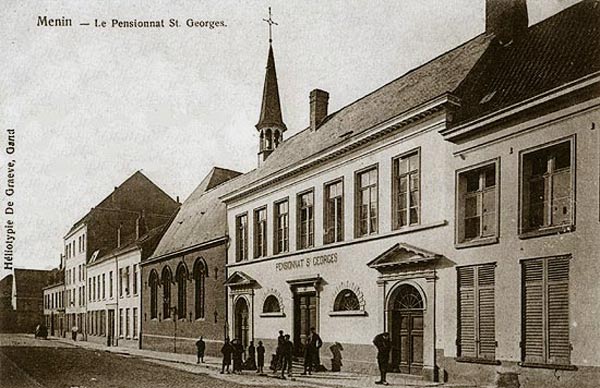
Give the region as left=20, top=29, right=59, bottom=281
left=0, top=0, right=581, bottom=279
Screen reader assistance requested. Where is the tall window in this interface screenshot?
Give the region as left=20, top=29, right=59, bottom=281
left=522, top=256, right=570, bottom=366
left=521, top=139, right=573, bottom=234
left=119, top=268, right=123, bottom=297
left=274, top=200, right=289, bottom=254
left=176, top=264, right=187, bottom=319
left=254, top=207, right=267, bottom=258
left=194, top=260, right=206, bottom=319
left=125, top=308, right=130, bottom=338
left=125, top=266, right=130, bottom=296
left=109, top=271, right=113, bottom=298
left=102, top=273, right=105, bottom=299
left=93, top=277, right=96, bottom=301
left=393, top=151, right=420, bottom=229
left=356, top=167, right=378, bottom=236
left=162, top=267, right=172, bottom=319
left=133, top=264, right=138, bottom=295
left=235, top=214, right=248, bottom=262
left=324, top=180, right=344, bottom=244
left=457, top=162, right=498, bottom=243
left=97, top=275, right=100, bottom=300
left=119, top=308, right=123, bottom=337
left=298, top=191, right=314, bottom=249
left=457, top=264, right=496, bottom=360
left=149, top=271, right=158, bottom=319
left=133, top=308, right=138, bottom=339
left=88, top=278, right=92, bottom=301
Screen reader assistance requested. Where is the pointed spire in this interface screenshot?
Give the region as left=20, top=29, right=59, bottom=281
left=256, top=44, right=286, bottom=132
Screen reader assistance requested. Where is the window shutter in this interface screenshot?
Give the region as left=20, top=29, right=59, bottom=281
left=478, top=264, right=496, bottom=359
left=458, top=267, right=476, bottom=357
left=547, top=256, right=570, bottom=365
left=523, top=259, right=545, bottom=364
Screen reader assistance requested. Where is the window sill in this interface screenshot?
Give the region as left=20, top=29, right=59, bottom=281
left=519, top=225, right=574, bottom=240
left=455, top=236, right=499, bottom=249
left=329, top=310, right=368, bottom=317
left=518, top=362, right=577, bottom=371
left=259, top=312, right=285, bottom=318
left=455, top=356, right=500, bottom=365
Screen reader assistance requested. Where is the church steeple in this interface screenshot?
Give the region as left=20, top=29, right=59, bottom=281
left=256, top=8, right=286, bottom=166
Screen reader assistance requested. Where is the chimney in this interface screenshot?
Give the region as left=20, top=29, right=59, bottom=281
left=310, top=89, right=329, bottom=131
left=486, top=0, right=528, bottom=45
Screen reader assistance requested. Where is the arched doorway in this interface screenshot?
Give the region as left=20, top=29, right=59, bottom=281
left=234, top=298, right=249, bottom=349
left=389, top=284, right=424, bottom=375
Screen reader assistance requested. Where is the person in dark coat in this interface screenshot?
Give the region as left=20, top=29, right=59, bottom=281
left=373, top=332, right=391, bottom=385
left=196, top=336, right=206, bottom=364
left=281, top=334, right=293, bottom=379
left=220, top=337, right=233, bottom=374
left=302, top=337, right=313, bottom=375
left=243, top=340, right=257, bottom=370
left=232, top=339, right=244, bottom=374
left=308, top=327, right=323, bottom=371
left=273, top=330, right=285, bottom=373
left=256, top=340, right=265, bottom=374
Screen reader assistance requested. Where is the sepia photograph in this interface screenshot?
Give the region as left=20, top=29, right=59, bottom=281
left=1, top=1, right=599, bottom=387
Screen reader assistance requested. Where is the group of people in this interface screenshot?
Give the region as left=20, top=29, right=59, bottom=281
left=216, top=337, right=266, bottom=375
left=197, top=329, right=392, bottom=385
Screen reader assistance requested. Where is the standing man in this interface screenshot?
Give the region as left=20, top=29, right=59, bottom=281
left=373, top=332, right=391, bottom=385
left=273, top=330, right=285, bottom=374
left=256, top=340, right=265, bottom=374
left=196, top=336, right=205, bottom=364
left=220, top=337, right=233, bottom=374
left=308, top=327, right=323, bottom=371
left=281, top=334, right=293, bottom=379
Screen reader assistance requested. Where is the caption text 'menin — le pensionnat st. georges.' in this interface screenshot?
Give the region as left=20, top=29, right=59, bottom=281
left=37, top=15, right=227, bottom=29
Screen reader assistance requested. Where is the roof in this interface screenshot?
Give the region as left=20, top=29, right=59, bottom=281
left=367, top=243, right=441, bottom=271
left=224, top=271, right=257, bottom=288
left=452, top=0, right=600, bottom=125
left=89, top=222, right=170, bottom=266
left=226, top=33, right=494, bottom=196
left=66, top=170, right=178, bottom=237
left=256, top=44, right=286, bottom=131
left=13, top=269, right=54, bottom=298
left=149, top=167, right=242, bottom=260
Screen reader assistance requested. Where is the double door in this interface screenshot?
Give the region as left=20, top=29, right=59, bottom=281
left=293, top=292, right=316, bottom=356
left=390, top=310, right=423, bottom=375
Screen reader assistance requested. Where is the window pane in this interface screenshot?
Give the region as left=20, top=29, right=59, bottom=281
left=465, top=218, right=480, bottom=240
left=398, top=158, right=409, bottom=174
left=399, top=176, right=408, bottom=193
left=482, top=213, right=496, bottom=236
left=482, top=190, right=495, bottom=215
left=466, top=172, right=480, bottom=193
left=484, top=167, right=496, bottom=188
left=465, top=196, right=480, bottom=218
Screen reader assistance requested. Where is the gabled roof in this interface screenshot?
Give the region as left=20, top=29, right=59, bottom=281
left=256, top=44, right=286, bottom=131
left=13, top=269, right=54, bottom=298
left=149, top=167, right=242, bottom=260
left=452, top=0, right=600, bottom=125
left=66, top=170, right=178, bottom=237
left=224, top=271, right=257, bottom=287
left=225, top=33, right=493, bottom=198
left=367, top=243, right=441, bottom=271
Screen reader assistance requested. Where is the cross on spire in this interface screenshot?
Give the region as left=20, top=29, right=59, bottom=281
left=263, top=7, right=278, bottom=44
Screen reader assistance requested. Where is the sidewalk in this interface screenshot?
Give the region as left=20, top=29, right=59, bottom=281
left=49, top=335, right=490, bottom=388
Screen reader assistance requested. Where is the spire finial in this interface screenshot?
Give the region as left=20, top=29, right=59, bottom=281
left=262, top=7, right=278, bottom=44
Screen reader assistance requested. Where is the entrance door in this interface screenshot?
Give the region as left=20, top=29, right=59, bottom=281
left=235, top=298, right=249, bottom=348
left=108, top=310, right=115, bottom=346
left=293, top=292, right=316, bottom=356
left=389, top=284, right=424, bottom=375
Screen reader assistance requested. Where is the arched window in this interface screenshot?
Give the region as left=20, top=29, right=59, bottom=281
left=161, top=267, right=172, bottom=319
left=176, top=264, right=188, bottom=319
left=263, top=295, right=281, bottom=313
left=273, top=130, right=280, bottom=147
left=334, top=289, right=361, bottom=311
left=193, top=259, right=206, bottom=319
left=149, top=270, right=158, bottom=319
left=265, top=129, right=273, bottom=150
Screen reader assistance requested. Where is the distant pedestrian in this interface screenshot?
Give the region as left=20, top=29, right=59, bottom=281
left=220, top=337, right=233, bottom=374
left=243, top=340, right=257, bottom=370
left=308, top=327, right=323, bottom=371
left=71, top=326, right=78, bottom=341
left=302, top=337, right=313, bottom=375
left=281, top=334, right=293, bottom=379
left=273, top=330, right=285, bottom=373
left=196, top=336, right=205, bottom=364
left=256, top=341, right=265, bottom=374
left=373, top=332, right=391, bottom=385
left=232, top=338, right=244, bottom=374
